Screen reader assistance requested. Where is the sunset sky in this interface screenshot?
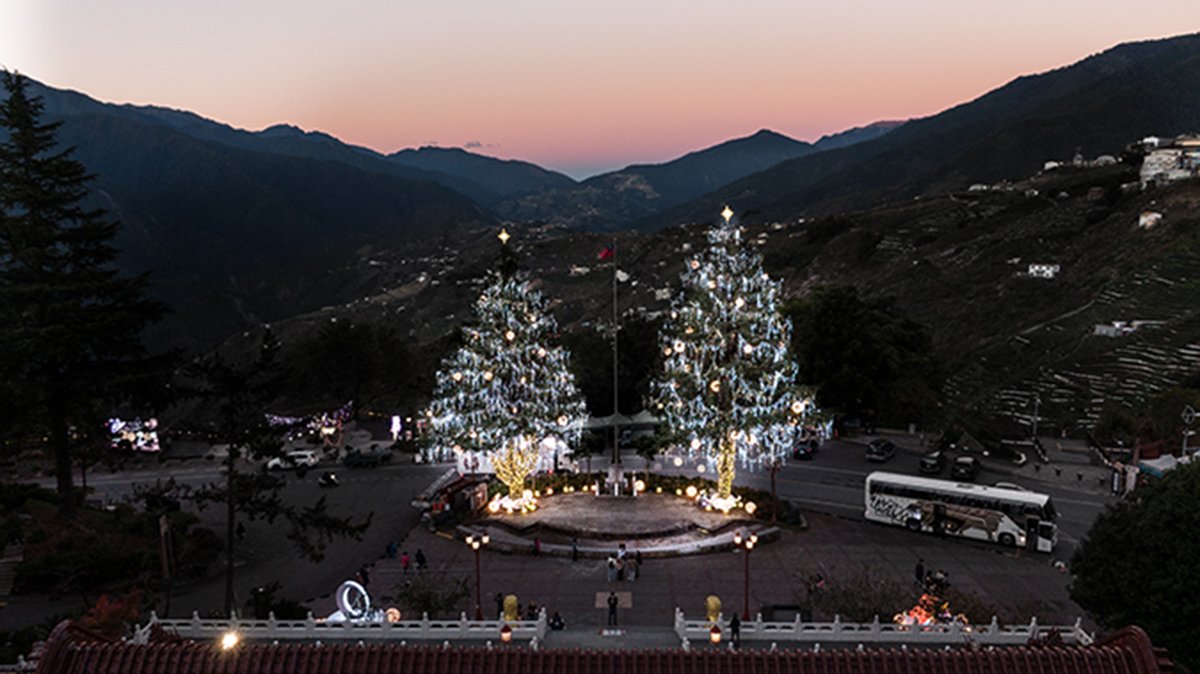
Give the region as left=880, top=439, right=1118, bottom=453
left=2, top=1, right=1198, bottom=178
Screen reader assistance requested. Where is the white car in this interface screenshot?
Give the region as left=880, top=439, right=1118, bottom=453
left=992, top=481, right=1029, bottom=492
left=266, top=450, right=321, bottom=471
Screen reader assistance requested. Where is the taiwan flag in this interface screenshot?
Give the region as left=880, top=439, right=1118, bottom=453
left=598, top=244, right=615, bottom=261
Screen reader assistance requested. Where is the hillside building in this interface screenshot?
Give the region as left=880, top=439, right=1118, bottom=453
left=1140, top=134, right=1200, bottom=186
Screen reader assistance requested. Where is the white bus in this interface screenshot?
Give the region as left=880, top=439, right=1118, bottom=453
left=864, top=472, right=1058, bottom=552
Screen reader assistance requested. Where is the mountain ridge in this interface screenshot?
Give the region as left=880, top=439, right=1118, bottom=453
left=646, top=33, right=1200, bottom=229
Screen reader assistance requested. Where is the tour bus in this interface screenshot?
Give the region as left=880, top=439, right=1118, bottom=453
left=863, top=472, right=1058, bottom=552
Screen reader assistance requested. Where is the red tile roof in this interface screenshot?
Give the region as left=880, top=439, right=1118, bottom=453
left=33, top=622, right=1174, bottom=674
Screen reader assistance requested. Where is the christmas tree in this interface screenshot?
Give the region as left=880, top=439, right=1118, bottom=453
left=425, top=231, right=587, bottom=505
left=653, top=207, right=818, bottom=504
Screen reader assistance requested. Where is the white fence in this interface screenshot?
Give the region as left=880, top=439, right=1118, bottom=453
left=674, top=609, right=1093, bottom=647
left=135, top=609, right=547, bottom=645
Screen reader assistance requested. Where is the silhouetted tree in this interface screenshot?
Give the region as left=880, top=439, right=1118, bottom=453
left=182, top=331, right=372, bottom=615
left=1070, top=461, right=1200, bottom=671
left=786, top=286, right=943, bottom=428
left=0, top=70, right=167, bottom=513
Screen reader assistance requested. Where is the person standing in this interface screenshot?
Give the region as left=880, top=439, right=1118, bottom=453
left=533, top=537, right=541, bottom=557
left=571, top=537, right=579, bottom=562
left=607, top=591, right=619, bottom=626
left=606, top=557, right=617, bottom=582
left=401, top=551, right=411, bottom=575
left=730, top=613, right=741, bottom=648
left=415, top=549, right=427, bottom=571
left=915, top=558, right=925, bottom=587
left=494, top=592, right=504, bottom=619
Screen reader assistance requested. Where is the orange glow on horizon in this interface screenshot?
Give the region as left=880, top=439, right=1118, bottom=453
left=3, top=1, right=1197, bottom=178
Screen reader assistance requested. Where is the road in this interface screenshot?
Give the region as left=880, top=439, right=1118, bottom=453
left=654, top=439, right=1110, bottom=557
left=17, top=436, right=1108, bottom=621
left=28, top=453, right=447, bottom=618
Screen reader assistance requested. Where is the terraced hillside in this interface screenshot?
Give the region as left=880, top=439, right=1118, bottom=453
left=216, top=165, right=1200, bottom=431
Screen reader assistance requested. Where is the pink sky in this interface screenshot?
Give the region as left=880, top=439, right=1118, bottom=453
left=3, top=1, right=1198, bottom=178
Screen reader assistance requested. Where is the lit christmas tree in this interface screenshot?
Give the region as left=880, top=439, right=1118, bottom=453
left=425, top=231, right=587, bottom=506
left=652, top=207, right=818, bottom=505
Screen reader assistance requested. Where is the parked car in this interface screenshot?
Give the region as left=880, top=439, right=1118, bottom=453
left=793, top=437, right=819, bottom=460
left=343, top=444, right=393, bottom=468
left=266, top=450, right=321, bottom=471
left=865, top=439, right=897, bottom=462
left=992, top=481, right=1028, bottom=492
left=951, top=456, right=981, bottom=481
left=918, top=450, right=946, bottom=474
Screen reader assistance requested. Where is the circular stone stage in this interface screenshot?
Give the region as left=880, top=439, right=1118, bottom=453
left=470, top=493, right=776, bottom=559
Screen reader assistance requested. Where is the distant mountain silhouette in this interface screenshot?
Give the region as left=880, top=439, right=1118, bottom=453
left=813, top=120, right=906, bottom=151
left=650, top=33, right=1200, bottom=228
left=387, top=146, right=576, bottom=203
left=499, top=129, right=819, bottom=228
left=17, top=80, right=495, bottom=351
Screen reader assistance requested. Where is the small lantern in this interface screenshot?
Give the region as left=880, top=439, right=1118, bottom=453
left=709, top=625, right=722, bottom=644
left=385, top=607, right=401, bottom=623
left=220, top=631, right=240, bottom=651
left=499, top=623, right=513, bottom=643
left=685, top=485, right=698, bottom=498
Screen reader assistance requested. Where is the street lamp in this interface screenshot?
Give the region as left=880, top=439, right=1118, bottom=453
left=731, top=530, right=758, bottom=620
left=466, top=532, right=490, bottom=620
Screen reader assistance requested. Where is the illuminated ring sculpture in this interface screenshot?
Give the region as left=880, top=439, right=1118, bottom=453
left=336, top=580, right=371, bottom=620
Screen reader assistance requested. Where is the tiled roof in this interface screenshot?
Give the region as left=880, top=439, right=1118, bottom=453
left=34, top=622, right=1173, bottom=674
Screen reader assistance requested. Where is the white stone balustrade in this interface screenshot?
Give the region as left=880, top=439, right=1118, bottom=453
left=133, top=608, right=546, bottom=644
left=673, top=608, right=1093, bottom=646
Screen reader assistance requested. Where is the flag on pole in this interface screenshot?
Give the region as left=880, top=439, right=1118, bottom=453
left=598, top=244, right=615, bottom=261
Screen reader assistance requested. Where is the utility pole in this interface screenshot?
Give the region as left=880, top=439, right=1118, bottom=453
left=611, top=236, right=621, bottom=465
left=1183, top=405, right=1196, bottom=455
left=1030, top=392, right=1041, bottom=440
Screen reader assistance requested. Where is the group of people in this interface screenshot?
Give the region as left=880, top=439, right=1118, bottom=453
left=606, top=543, right=643, bottom=582
left=914, top=558, right=950, bottom=593
left=385, top=543, right=428, bottom=576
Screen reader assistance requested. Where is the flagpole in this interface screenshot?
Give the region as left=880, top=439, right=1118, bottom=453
left=612, top=236, right=620, bottom=466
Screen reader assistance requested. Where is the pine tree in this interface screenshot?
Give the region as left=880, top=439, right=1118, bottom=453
left=652, top=208, right=818, bottom=502
left=425, top=233, right=587, bottom=503
left=0, top=71, right=166, bottom=512
left=168, top=330, right=372, bottom=615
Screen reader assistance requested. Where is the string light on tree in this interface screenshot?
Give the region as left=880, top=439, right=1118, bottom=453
left=425, top=230, right=587, bottom=507
left=652, top=207, right=820, bottom=506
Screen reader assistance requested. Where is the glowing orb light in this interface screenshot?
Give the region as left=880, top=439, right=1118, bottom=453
left=220, top=631, right=240, bottom=651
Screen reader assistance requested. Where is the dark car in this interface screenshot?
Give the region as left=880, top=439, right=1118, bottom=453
left=793, top=437, right=819, bottom=460
left=865, top=439, right=897, bottom=462
left=918, top=450, right=946, bottom=474
left=951, top=456, right=981, bottom=481
left=343, top=444, right=393, bottom=468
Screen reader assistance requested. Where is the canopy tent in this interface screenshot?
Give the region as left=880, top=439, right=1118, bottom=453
left=585, top=412, right=662, bottom=429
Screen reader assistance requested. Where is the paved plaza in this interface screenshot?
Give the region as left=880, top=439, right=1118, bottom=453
left=309, top=490, right=1085, bottom=648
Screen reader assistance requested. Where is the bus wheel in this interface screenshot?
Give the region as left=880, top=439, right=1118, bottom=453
left=999, top=533, right=1016, bottom=547
left=906, top=518, right=921, bottom=532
